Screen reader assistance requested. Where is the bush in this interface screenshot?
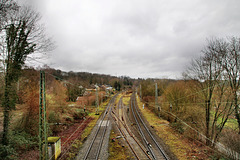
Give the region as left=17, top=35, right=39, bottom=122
left=48, top=111, right=61, bottom=134
left=0, top=131, right=37, bottom=160
left=170, top=122, right=185, bottom=134
left=9, top=131, right=37, bottom=151
left=72, top=109, right=88, bottom=120
left=64, top=115, right=74, bottom=122
left=221, top=130, right=240, bottom=154
left=48, top=111, right=61, bottom=124
left=0, top=144, right=17, bottom=160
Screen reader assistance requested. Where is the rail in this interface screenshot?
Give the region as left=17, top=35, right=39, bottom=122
left=131, top=93, right=169, bottom=160
left=111, top=97, right=152, bottom=159
left=83, top=95, right=116, bottom=160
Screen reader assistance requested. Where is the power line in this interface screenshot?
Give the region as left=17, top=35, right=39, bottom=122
left=160, top=101, right=237, bottom=106
left=159, top=109, right=233, bottom=159
left=49, top=116, right=93, bottom=160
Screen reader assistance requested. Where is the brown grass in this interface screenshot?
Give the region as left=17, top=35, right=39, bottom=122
left=108, top=130, right=133, bottom=160
left=136, top=94, right=211, bottom=160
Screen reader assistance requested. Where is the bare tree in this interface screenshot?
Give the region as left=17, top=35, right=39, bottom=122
left=185, top=38, right=226, bottom=145
left=210, top=80, right=234, bottom=146
left=0, top=0, right=19, bottom=30
left=1, top=4, right=53, bottom=146
left=221, top=37, right=240, bottom=134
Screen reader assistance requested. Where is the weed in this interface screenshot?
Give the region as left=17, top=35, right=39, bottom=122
left=108, top=130, right=131, bottom=160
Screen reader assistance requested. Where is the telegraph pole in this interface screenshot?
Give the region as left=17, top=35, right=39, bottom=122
left=155, top=82, right=161, bottom=117
left=140, top=84, right=142, bottom=101
left=101, top=93, right=103, bottom=107
left=39, top=71, right=48, bottom=160
left=155, top=83, right=158, bottom=113
left=95, top=85, right=99, bottom=115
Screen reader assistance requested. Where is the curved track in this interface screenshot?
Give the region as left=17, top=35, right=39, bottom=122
left=111, top=97, right=152, bottom=160
left=130, top=94, right=169, bottom=160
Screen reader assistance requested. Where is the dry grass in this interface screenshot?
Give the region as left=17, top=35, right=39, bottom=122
left=108, top=130, right=133, bottom=160
left=122, top=94, right=131, bottom=106
left=136, top=94, right=211, bottom=160
left=115, top=93, right=123, bottom=105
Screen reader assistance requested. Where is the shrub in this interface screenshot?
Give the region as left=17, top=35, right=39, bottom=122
left=221, top=130, right=240, bottom=154
left=170, top=122, right=185, bottom=134
left=0, top=144, right=17, bottom=160
left=72, top=109, right=88, bottom=120
left=9, top=131, right=37, bottom=151
left=64, top=115, right=74, bottom=122
left=48, top=111, right=61, bottom=134
left=0, top=131, right=37, bottom=160
left=48, top=111, right=61, bottom=124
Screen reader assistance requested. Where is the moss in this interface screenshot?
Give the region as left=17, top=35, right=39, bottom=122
left=48, top=137, right=60, bottom=143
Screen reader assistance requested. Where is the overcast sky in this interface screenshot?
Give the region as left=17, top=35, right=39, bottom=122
left=21, top=0, right=240, bottom=79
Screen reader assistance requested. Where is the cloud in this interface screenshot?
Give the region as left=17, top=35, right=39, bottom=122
left=21, top=0, right=240, bottom=79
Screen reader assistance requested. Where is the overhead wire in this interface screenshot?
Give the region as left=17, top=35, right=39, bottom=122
left=25, top=57, right=102, bottom=159
left=27, top=56, right=237, bottom=158
left=159, top=108, right=233, bottom=159
left=136, top=93, right=233, bottom=159
left=49, top=116, right=93, bottom=160
left=26, top=57, right=84, bottom=88
left=159, top=79, right=231, bottom=106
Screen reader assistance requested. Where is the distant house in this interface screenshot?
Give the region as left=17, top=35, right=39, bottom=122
left=76, top=96, right=88, bottom=106
left=237, top=91, right=240, bottom=97
left=106, top=87, right=113, bottom=91
left=83, top=90, right=92, bottom=96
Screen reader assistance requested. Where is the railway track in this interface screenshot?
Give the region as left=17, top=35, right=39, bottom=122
left=130, top=93, right=169, bottom=160
left=82, top=95, right=117, bottom=160
left=111, top=97, right=152, bottom=160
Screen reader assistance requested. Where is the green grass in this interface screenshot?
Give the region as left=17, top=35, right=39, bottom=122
left=210, top=111, right=238, bottom=130
left=217, top=117, right=238, bottom=129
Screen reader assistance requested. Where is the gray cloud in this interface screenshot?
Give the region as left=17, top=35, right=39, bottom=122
left=21, top=0, right=240, bottom=79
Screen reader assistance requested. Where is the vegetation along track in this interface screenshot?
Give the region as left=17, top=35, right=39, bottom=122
left=130, top=93, right=169, bottom=160
left=111, top=97, right=152, bottom=160
left=82, top=95, right=117, bottom=160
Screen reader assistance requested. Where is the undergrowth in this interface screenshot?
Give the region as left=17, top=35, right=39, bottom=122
left=0, top=131, right=37, bottom=160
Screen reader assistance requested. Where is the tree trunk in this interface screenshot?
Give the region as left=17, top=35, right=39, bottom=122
left=234, top=92, right=240, bottom=134
left=206, top=100, right=211, bottom=145
left=2, top=68, right=11, bottom=145
left=2, top=108, right=10, bottom=145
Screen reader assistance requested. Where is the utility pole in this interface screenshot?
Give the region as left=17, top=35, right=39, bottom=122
left=140, top=84, right=142, bottom=101
left=39, top=71, right=48, bottom=160
left=155, top=83, right=158, bottom=113
left=155, top=82, right=161, bottom=117
left=95, top=85, right=99, bottom=115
